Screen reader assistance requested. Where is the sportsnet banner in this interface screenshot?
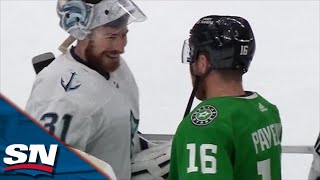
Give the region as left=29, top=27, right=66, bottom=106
left=0, top=94, right=112, bottom=179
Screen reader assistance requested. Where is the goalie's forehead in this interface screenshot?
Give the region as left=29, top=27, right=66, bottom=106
left=91, top=25, right=128, bottom=39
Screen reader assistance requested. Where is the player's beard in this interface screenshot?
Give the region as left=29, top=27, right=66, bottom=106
left=85, top=40, right=120, bottom=74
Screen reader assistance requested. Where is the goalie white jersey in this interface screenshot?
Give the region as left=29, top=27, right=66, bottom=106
left=25, top=49, right=140, bottom=180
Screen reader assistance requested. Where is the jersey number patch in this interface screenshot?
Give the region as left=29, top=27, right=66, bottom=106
left=187, top=143, right=272, bottom=179
left=257, top=159, right=271, bottom=180
left=187, top=143, right=217, bottom=174
left=40, top=113, right=73, bottom=142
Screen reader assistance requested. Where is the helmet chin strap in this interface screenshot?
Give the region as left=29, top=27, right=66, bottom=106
left=183, top=75, right=200, bottom=118
left=183, top=67, right=213, bottom=118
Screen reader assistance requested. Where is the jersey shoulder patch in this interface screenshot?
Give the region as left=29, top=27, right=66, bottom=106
left=191, top=105, right=218, bottom=126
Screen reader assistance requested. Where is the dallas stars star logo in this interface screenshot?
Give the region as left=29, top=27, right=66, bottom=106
left=191, top=105, right=217, bottom=126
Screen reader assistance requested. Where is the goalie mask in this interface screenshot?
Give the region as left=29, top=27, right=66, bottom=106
left=57, top=0, right=146, bottom=40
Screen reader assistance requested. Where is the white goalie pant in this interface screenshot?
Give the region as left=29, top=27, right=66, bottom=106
left=131, top=141, right=171, bottom=180
left=72, top=148, right=117, bottom=180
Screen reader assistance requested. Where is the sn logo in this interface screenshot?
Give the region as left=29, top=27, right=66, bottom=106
left=3, top=144, right=58, bottom=174
left=240, top=45, right=249, bottom=55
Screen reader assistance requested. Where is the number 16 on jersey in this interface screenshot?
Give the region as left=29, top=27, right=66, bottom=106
left=187, top=143, right=217, bottom=174
left=186, top=143, right=272, bottom=180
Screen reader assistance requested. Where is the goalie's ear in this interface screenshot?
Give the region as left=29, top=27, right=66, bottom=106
left=71, top=148, right=117, bottom=180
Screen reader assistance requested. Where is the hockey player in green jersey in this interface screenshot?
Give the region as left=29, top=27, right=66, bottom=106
left=169, top=15, right=282, bottom=180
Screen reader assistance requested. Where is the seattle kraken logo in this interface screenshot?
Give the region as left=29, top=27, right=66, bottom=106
left=61, top=72, right=81, bottom=92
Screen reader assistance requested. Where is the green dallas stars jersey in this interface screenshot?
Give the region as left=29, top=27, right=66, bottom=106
left=169, top=92, right=282, bottom=180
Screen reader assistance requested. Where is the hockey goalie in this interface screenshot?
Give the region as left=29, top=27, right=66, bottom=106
left=31, top=52, right=172, bottom=180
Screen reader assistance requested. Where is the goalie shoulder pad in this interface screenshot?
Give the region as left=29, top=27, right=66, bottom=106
left=131, top=141, right=171, bottom=180
left=71, top=148, right=117, bottom=180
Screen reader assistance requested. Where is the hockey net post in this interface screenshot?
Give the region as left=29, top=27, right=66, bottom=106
left=143, top=134, right=314, bottom=154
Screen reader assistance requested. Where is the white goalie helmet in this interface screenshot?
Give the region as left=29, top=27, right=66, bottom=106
left=57, top=0, right=146, bottom=40
left=131, top=141, right=171, bottom=180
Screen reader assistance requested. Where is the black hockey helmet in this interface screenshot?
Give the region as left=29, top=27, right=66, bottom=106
left=182, top=15, right=255, bottom=74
